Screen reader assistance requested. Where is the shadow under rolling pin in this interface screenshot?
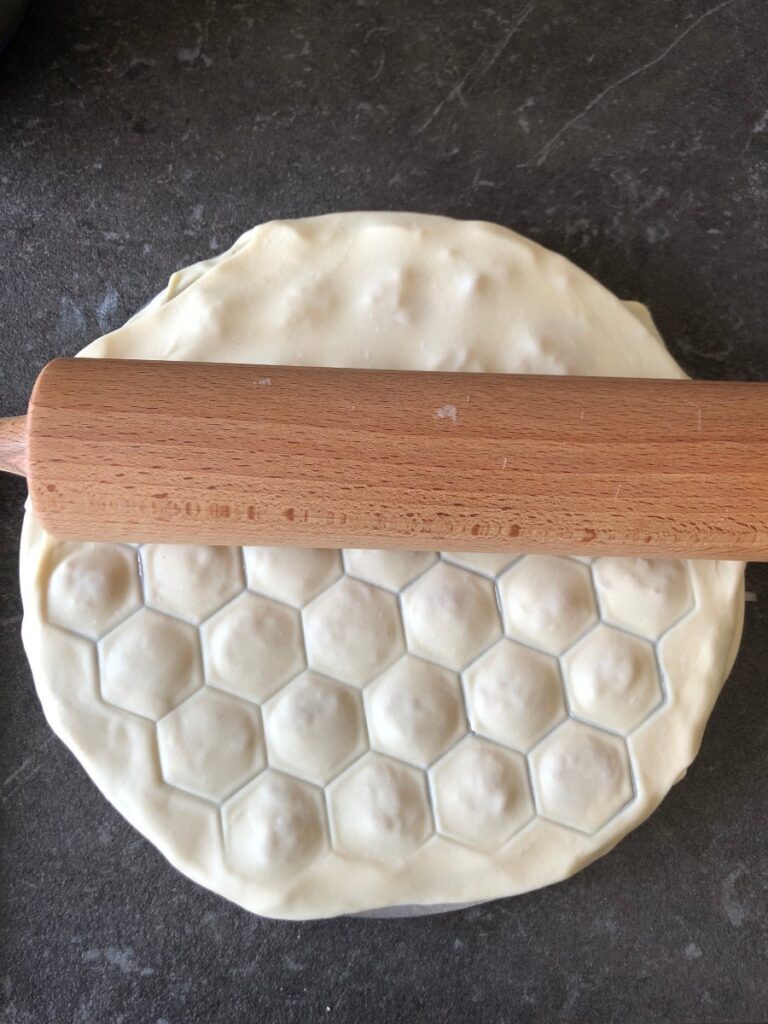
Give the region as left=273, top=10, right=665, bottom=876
left=1, top=357, right=767, bottom=560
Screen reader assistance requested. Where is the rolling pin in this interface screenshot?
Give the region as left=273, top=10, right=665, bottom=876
left=1, top=357, right=768, bottom=560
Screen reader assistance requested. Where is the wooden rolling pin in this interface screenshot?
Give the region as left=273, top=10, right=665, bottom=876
left=1, top=357, right=767, bottom=559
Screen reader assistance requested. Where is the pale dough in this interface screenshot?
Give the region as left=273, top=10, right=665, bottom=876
left=19, top=213, right=745, bottom=919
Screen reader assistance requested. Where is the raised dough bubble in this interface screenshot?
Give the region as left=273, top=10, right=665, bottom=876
left=563, top=625, right=663, bottom=733
left=202, top=592, right=305, bottom=703
left=263, top=672, right=366, bottom=784
left=430, top=737, right=534, bottom=850
left=365, top=655, right=465, bottom=766
left=328, top=754, right=433, bottom=863
left=223, top=771, right=327, bottom=879
left=99, top=608, right=202, bottom=719
left=243, top=546, right=342, bottom=607
left=343, top=548, right=437, bottom=592
left=530, top=721, right=633, bottom=833
left=442, top=551, right=518, bottom=577
left=46, top=543, right=141, bottom=638
left=401, top=562, right=501, bottom=670
left=303, top=577, right=404, bottom=686
left=157, top=688, right=265, bottom=802
left=464, top=639, right=566, bottom=751
left=141, top=544, right=243, bottom=624
left=499, top=556, right=598, bottom=655
left=593, top=558, right=693, bottom=639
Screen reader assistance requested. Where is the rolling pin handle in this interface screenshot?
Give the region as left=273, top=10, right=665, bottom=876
left=0, top=415, right=29, bottom=477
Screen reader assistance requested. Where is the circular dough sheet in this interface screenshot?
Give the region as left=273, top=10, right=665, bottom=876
left=20, top=213, right=745, bottom=920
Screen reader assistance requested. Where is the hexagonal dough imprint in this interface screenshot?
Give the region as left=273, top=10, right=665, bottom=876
left=329, top=754, right=433, bottom=863
left=201, top=591, right=305, bottom=702
left=365, top=656, right=465, bottom=766
left=263, top=672, right=367, bottom=783
left=46, top=543, right=142, bottom=638
left=464, top=640, right=565, bottom=750
left=157, top=688, right=266, bottom=801
left=20, top=212, right=745, bottom=919
left=99, top=609, right=203, bottom=720
left=431, top=738, right=534, bottom=850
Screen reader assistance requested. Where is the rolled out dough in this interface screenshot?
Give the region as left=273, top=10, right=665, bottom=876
left=20, top=213, right=745, bottom=919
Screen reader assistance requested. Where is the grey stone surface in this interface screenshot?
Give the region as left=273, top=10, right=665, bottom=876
left=1, top=0, right=768, bottom=1020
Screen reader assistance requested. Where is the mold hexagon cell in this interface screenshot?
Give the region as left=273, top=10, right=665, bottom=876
left=243, top=546, right=342, bottom=606
left=303, top=578, right=404, bottom=686
left=441, top=552, right=518, bottom=577
left=46, top=543, right=142, bottom=637
left=99, top=609, right=202, bottom=719
left=263, top=672, right=367, bottom=784
left=499, top=556, right=598, bottom=655
left=593, top=558, right=693, bottom=639
left=464, top=639, right=565, bottom=751
left=328, top=754, right=433, bottom=863
left=430, top=738, right=534, bottom=851
left=157, top=688, right=265, bottom=801
left=563, top=625, right=663, bottom=733
left=201, top=592, right=305, bottom=703
left=530, top=720, right=633, bottom=833
left=343, top=549, right=437, bottom=591
left=141, top=544, right=243, bottom=623
left=401, top=562, right=502, bottom=670
left=365, top=656, right=465, bottom=766
left=223, top=771, right=328, bottom=879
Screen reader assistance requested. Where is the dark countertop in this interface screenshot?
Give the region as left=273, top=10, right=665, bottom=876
left=2, top=2, right=768, bottom=1021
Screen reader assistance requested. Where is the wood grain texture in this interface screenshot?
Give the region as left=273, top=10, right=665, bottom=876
left=0, top=416, right=28, bottom=476
left=17, top=357, right=768, bottom=558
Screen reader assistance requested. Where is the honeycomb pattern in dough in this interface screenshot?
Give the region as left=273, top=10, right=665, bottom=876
left=19, top=215, right=745, bottom=918
left=41, top=539, right=706, bottom=889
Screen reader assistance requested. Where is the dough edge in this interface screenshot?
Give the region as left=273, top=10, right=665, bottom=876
left=18, top=212, right=746, bottom=919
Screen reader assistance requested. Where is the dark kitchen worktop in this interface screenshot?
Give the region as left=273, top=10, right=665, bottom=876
left=2, top=2, right=768, bottom=1021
